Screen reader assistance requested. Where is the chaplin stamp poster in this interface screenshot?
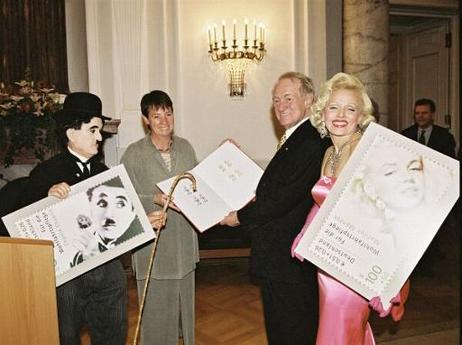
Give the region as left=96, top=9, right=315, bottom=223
left=3, top=165, right=154, bottom=286
left=294, top=122, right=459, bottom=305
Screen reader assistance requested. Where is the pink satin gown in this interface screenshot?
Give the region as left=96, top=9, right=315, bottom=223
left=303, top=176, right=376, bottom=345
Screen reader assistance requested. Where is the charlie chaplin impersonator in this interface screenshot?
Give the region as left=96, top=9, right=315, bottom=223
left=22, top=92, right=128, bottom=345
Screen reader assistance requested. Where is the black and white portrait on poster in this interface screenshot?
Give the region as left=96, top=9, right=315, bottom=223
left=2, top=165, right=154, bottom=286
left=294, top=123, right=459, bottom=306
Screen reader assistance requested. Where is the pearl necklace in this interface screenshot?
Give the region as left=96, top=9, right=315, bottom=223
left=327, top=131, right=362, bottom=176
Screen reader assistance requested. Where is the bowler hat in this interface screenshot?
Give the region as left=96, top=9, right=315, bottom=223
left=54, top=92, right=111, bottom=130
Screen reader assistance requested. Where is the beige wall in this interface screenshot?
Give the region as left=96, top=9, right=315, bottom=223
left=74, top=0, right=341, bottom=167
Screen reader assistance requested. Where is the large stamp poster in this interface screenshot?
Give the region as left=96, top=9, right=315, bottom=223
left=294, top=122, right=459, bottom=305
left=2, top=165, right=154, bottom=286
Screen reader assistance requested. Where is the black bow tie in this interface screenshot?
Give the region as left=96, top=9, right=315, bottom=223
left=71, top=155, right=91, bottom=178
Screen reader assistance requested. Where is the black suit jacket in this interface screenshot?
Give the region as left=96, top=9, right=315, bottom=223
left=401, top=124, right=456, bottom=158
left=0, top=177, right=30, bottom=236
left=25, top=150, right=108, bottom=205
left=238, top=120, right=327, bottom=284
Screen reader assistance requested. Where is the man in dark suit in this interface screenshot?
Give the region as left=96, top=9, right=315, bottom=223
left=401, top=98, right=456, bottom=157
left=221, top=72, right=327, bottom=345
left=402, top=98, right=456, bottom=276
left=24, top=92, right=128, bottom=345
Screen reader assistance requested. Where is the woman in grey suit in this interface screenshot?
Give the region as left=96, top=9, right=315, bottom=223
left=121, top=90, right=199, bottom=345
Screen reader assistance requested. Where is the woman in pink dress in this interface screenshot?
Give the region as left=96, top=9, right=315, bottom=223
left=291, top=73, right=410, bottom=345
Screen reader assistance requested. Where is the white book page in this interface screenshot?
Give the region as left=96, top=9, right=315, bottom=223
left=193, top=141, right=263, bottom=209
left=157, top=141, right=263, bottom=232
left=157, top=175, right=232, bottom=231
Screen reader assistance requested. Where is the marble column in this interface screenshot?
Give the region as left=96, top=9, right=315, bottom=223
left=343, top=0, right=389, bottom=126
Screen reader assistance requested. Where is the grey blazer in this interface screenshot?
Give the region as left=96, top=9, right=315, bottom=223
left=121, top=134, right=199, bottom=280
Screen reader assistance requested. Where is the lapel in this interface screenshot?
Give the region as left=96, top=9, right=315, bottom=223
left=61, top=150, right=88, bottom=182
left=274, top=120, right=309, bottom=156
left=426, top=126, right=438, bottom=147
left=411, top=125, right=419, bottom=141
left=61, top=150, right=105, bottom=182
left=265, top=120, right=310, bottom=173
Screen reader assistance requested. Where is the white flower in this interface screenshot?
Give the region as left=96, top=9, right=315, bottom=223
left=0, top=103, right=13, bottom=110
left=39, top=88, right=55, bottom=94
left=14, top=80, right=29, bottom=87
left=30, top=94, right=41, bottom=102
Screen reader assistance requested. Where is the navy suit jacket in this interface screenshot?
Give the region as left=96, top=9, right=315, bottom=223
left=401, top=124, right=456, bottom=158
left=238, top=120, right=328, bottom=284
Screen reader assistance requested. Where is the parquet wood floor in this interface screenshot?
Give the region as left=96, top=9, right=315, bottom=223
left=80, top=216, right=459, bottom=344
left=81, top=258, right=267, bottom=345
left=195, top=259, right=266, bottom=345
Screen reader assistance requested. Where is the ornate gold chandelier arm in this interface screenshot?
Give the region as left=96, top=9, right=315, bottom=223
left=207, top=19, right=266, bottom=97
left=132, top=172, right=197, bottom=345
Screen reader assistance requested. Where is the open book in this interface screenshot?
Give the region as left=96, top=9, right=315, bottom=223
left=157, top=141, right=263, bottom=232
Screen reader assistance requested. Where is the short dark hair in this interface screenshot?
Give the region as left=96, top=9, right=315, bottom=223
left=140, top=90, right=173, bottom=118
left=414, top=98, right=435, bottom=113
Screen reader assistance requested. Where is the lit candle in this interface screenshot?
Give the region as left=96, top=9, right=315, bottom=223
left=233, top=19, right=236, bottom=40
left=262, top=25, right=265, bottom=43
left=222, top=20, right=226, bottom=42
left=253, top=20, right=257, bottom=42
left=259, top=24, right=263, bottom=43
left=213, top=24, right=217, bottom=43
left=244, top=18, right=248, bottom=41
left=208, top=26, right=212, bottom=46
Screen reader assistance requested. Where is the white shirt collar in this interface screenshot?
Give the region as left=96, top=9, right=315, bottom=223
left=419, top=125, right=433, bottom=133
left=284, top=116, right=309, bottom=139
left=68, top=146, right=90, bottom=163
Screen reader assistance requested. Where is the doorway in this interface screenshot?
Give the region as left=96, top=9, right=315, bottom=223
left=388, top=9, right=459, bottom=147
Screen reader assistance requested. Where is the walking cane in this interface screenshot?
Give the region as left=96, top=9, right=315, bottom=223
left=132, top=172, right=197, bottom=345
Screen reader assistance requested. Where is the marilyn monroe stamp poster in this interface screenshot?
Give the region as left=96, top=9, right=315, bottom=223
left=294, top=122, right=459, bottom=306
left=2, top=165, right=154, bottom=286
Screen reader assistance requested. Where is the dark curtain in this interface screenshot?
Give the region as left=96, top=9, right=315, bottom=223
left=0, top=0, right=69, bottom=92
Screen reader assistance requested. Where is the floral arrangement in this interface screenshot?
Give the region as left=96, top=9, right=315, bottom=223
left=0, top=73, right=65, bottom=167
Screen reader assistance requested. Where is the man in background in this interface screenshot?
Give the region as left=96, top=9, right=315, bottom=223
left=221, top=72, right=328, bottom=345
left=401, top=98, right=456, bottom=158
left=401, top=98, right=457, bottom=276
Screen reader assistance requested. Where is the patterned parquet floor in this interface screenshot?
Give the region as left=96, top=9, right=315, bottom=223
left=81, top=213, right=459, bottom=344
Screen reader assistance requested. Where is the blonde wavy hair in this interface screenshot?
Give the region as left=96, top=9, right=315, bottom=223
left=310, top=72, right=375, bottom=137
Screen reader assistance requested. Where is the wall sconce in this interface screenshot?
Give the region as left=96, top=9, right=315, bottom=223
left=207, top=19, right=266, bottom=97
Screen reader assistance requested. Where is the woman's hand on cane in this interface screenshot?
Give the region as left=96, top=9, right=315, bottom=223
left=147, top=210, right=167, bottom=230
left=153, top=193, right=180, bottom=212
